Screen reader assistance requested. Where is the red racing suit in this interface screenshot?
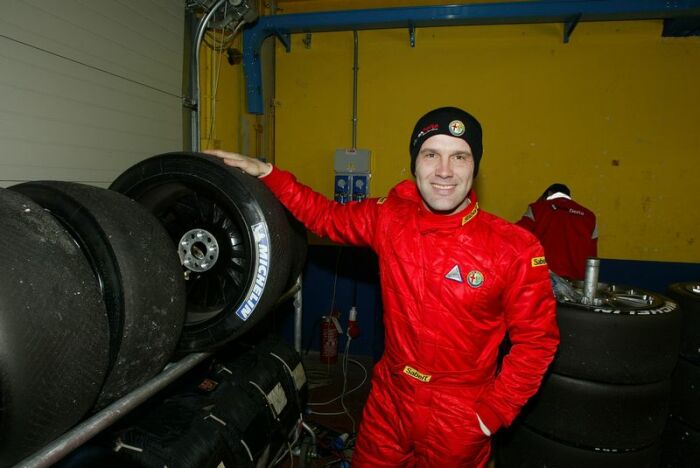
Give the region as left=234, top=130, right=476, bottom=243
left=516, top=194, right=598, bottom=280
left=261, top=168, right=559, bottom=467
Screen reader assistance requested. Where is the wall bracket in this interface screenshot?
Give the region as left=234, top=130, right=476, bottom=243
left=275, top=31, right=291, bottom=52
left=563, top=13, right=582, bottom=43
left=302, top=32, right=312, bottom=49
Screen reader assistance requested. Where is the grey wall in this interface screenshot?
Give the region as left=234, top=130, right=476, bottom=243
left=0, top=0, right=184, bottom=188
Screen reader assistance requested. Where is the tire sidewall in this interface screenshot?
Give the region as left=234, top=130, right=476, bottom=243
left=110, top=153, right=291, bottom=351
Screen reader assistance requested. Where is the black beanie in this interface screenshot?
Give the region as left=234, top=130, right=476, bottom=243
left=409, top=106, right=483, bottom=176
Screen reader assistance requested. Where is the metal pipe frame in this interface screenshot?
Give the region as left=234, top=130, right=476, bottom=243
left=242, top=0, right=700, bottom=114
left=191, top=0, right=228, bottom=152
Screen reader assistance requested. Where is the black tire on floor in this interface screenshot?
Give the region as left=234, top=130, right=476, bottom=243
left=670, top=356, right=700, bottom=429
left=112, top=393, right=239, bottom=467
left=211, top=380, right=276, bottom=466
left=551, top=294, right=680, bottom=384
left=255, top=334, right=309, bottom=410
left=11, top=181, right=187, bottom=409
left=213, top=349, right=301, bottom=442
left=496, top=423, right=661, bottom=468
left=659, top=417, right=700, bottom=468
left=521, top=372, right=671, bottom=449
left=0, top=189, right=110, bottom=466
left=110, top=152, right=292, bottom=352
left=666, top=282, right=700, bottom=363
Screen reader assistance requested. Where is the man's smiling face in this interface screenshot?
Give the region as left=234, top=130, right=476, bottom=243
left=414, top=134, right=474, bottom=215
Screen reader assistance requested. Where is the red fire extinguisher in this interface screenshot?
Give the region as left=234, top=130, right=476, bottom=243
left=320, top=313, right=341, bottom=364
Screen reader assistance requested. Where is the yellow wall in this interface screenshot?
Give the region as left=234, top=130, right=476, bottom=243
left=271, top=20, right=700, bottom=263
left=198, top=33, right=241, bottom=153
left=199, top=27, right=268, bottom=157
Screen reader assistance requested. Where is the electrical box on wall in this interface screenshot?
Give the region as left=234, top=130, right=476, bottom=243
left=334, top=148, right=372, bottom=203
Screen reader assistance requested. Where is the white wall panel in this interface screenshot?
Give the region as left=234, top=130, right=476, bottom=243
left=0, top=0, right=184, bottom=187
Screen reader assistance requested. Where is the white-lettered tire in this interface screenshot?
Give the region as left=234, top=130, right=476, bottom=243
left=110, top=152, right=292, bottom=352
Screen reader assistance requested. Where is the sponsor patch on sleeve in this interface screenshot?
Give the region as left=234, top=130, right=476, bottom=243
left=531, top=256, right=547, bottom=267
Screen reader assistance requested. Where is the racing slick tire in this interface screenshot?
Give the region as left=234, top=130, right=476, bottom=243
left=521, top=372, right=671, bottom=449
left=11, top=181, right=187, bottom=409
left=659, top=417, right=700, bottom=467
left=669, top=356, right=700, bottom=429
left=0, top=189, right=109, bottom=466
left=110, top=152, right=292, bottom=352
left=496, top=422, right=661, bottom=468
left=666, top=282, right=700, bottom=363
left=551, top=292, right=680, bottom=384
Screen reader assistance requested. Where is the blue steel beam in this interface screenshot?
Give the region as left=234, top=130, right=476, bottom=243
left=243, top=0, right=700, bottom=114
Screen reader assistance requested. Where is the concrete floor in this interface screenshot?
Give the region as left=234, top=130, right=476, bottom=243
left=283, top=353, right=373, bottom=467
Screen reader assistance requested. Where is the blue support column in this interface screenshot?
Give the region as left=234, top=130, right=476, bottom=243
left=243, top=0, right=700, bottom=114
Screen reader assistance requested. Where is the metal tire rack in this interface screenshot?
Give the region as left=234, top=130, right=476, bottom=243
left=16, top=280, right=304, bottom=468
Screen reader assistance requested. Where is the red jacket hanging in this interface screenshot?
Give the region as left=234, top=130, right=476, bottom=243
left=516, top=193, right=598, bottom=280
left=261, top=167, right=559, bottom=465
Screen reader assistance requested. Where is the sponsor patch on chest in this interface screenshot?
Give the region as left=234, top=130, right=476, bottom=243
left=466, top=270, right=484, bottom=288
left=445, top=265, right=463, bottom=283
left=445, top=265, right=485, bottom=288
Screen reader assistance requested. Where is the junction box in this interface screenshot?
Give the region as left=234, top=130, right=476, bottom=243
left=333, top=149, right=372, bottom=203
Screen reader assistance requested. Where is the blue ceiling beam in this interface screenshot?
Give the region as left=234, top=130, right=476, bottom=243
left=243, top=0, right=700, bottom=114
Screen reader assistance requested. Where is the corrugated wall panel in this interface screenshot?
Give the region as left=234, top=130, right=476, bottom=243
left=0, top=0, right=183, bottom=187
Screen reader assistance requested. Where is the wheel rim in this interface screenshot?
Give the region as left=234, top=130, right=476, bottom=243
left=567, top=281, right=665, bottom=310
left=139, top=181, right=253, bottom=326
left=179, top=228, right=221, bottom=273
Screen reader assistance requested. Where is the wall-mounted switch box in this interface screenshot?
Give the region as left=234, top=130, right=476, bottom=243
left=334, top=174, right=351, bottom=203
left=334, top=148, right=372, bottom=204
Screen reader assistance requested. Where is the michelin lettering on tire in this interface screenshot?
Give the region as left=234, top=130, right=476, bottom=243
left=236, top=222, right=270, bottom=321
left=592, top=301, right=678, bottom=316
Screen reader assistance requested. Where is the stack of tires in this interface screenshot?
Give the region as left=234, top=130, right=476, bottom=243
left=108, top=334, right=307, bottom=467
left=497, top=284, right=681, bottom=468
left=660, top=282, right=700, bottom=467
left=0, top=182, right=187, bottom=467
left=0, top=152, right=306, bottom=466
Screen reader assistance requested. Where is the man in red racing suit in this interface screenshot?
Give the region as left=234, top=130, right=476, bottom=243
left=207, top=107, right=559, bottom=467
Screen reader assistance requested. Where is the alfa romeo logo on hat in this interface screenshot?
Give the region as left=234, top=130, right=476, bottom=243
left=449, top=120, right=465, bottom=136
